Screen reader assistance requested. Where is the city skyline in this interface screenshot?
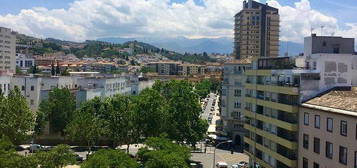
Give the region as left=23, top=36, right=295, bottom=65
left=0, top=0, right=356, bottom=45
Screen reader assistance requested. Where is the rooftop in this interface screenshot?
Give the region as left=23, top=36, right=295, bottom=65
left=225, top=58, right=252, bottom=65
left=303, top=87, right=357, bottom=114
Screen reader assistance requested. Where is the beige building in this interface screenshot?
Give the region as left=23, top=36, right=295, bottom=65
left=234, top=0, right=279, bottom=59
left=0, top=27, right=16, bottom=75
left=178, top=64, right=205, bottom=76
left=299, top=87, right=357, bottom=168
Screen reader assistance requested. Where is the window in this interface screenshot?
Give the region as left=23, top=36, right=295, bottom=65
left=30, top=99, right=34, bottom=105
left=313, top=137, right=320, bottom=154
left=314, top=115, right=320, bottom=129
left=21, top=85, right=25, bottom=91
left=313, top=162, right=319, bottom=168
left=313, top=62, right=317, bottom=70
left=354, top=151, right=357, bottom=168
left=339, top=146, right=347, bottom=165
left=304, top=113, right=309, bottom=125
left=234, top=89, right=241, bottom=97
left=340, top=120, right=347, bottom=136
left=326, top=141, right=333, bottom=159
left=303, top=134, right=309, bottom=149
left=31, top=86, right=34, bottom=91
left=303, top=157, right=308, bottom=168
left=327, top=118, right=333, bottom=132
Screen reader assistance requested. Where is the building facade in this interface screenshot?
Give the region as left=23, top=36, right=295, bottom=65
left=233, top=0, right=279, bottom=59
left=221, top=59, right=251, bottom=148
left=0, top=27, right=16, bottom=75
left=16, top=53, right=35, bottom=72
left=299, top=87, right=357, bottom=168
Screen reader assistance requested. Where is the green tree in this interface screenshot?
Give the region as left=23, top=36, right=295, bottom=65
left=138, top=136, right=191, bottom=168
left=153, top=80, right=208, bottom=146
left=81, top=149, right=138, bottom=168
left=0, top=136, right=38, bottom=168
left=0, top=88, right=35, bottom=144
left=38, top=88, right=76, bottom=134
left=51, top=63, right=56, bottom=76
left=135, top=89, right=168, bottom=138
left=65, top=98, right=107, bottom=154
left=195, top=79, right=212, bottom=99
left=35, top=144, right=76, bottom=168
left=102, top=95, right=139, bottom=151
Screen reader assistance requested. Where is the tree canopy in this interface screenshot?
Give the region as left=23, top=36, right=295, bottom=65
left=0, top=88, right=35, bottom=144
left=82, top=149, right=138, bottom=168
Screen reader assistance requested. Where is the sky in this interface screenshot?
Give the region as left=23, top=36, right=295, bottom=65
left=0, top=0, right=356, bottom=43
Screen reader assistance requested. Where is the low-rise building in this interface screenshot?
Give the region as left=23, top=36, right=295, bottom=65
left=16, top=53, right=35, bottom=72
left=299, top=87, right=357, bottom=168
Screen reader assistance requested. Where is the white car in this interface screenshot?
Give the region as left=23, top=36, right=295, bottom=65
left=216, top=162, right=228, bottom=168
left=231, top=161, right=248, bottom=168
left=29, top=144, right=43, bottom=153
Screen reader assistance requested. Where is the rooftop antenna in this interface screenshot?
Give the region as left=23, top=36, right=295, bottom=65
left=320, top=25, right=324, bottom=36
left=310, top=27, right=314, bottom=36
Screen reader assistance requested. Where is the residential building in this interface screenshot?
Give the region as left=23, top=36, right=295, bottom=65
left=304, top=34, right=355, bottom=56
left=16, top=53, right=35, bottom=72
left=146, top=61, right=180, bottom=75
left=233, top=0, right=279, bottom=59
left=178, top=64, right=205, bottom=76
left=242, top=35, right=357, bottom=168
left=0, top=27, right=16, bottom=75
left=220, top=59, right=251, bottom=148
left=0, top=75, right=11, bottom=96
left=299, top=87, right=357, bottom=168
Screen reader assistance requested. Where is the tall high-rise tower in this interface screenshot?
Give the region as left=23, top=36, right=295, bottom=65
left=234, top=0, right=279, bottom=59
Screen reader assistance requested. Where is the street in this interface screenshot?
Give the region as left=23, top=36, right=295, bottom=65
left=197, top=92, right=249, bottom=167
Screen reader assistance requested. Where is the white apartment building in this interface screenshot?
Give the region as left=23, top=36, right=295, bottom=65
left=221, top=59, right=251, bottom=148
left=0, top=75, right=11, bottom=96
left=0, top=27, right=16, bottom=75
left=16, top=53, right=35, bottom=72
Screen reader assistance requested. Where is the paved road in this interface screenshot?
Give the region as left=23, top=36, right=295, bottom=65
left=192, top=147, right=249, bottom=168
left=201, top=93, right=216, bottom=121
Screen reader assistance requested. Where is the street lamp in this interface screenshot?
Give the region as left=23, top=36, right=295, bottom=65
left=212, top=140, right=232, bottom=168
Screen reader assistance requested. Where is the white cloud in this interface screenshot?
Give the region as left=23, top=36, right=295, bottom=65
left=0, top=0, right=355, bottom=44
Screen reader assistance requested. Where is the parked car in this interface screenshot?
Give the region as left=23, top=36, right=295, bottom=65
left=29, top=144, right=43, bottom=153
left=216, top=162, right=228, bottom=168
left=231, top=161, right=248, bottom=168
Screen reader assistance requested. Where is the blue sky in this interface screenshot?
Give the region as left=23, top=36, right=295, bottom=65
left=0, top=0, right=356, bottom=42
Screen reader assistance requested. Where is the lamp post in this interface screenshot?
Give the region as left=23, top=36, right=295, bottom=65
left=212, top=140, right=232, bottom=168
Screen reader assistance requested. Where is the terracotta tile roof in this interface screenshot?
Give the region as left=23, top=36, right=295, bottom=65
left=304, top=87, right=357, bottom=112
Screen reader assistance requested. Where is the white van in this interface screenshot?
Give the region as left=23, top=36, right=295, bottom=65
left=216, top=162, right=228, bottom=168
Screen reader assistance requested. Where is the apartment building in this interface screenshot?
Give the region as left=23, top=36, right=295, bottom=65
left=0, top=75, right=11, bottom=96
left=0, top=27, right=16, bottom=75
left=221, top=59, right=251, bottom=148
left=299, top=87, right=357, bottom=168
left=178, top=64, right=205, bottom=76
left=242, top=35, right=357, bottom=168
left=233, top=0, right=279, bottom=59
left=16, top=53, right=35, bottom=72
left=146, top=61, right=180, bottom=75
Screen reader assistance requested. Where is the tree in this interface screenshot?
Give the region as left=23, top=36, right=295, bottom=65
left=65, top=98, right=107, bottom=154
left=152, top=80, right=208, bottom=146
left=135, top=89, right=169, bottom=138
left=0, top=88, right=35, bottom=144
left=195, top=79, right=212, bottom=99
left=81, top=149, right=138, bottom=168
left=56, top=62, right=61, bottom=75
left=38, top=88, right=76, bottom=134
left=51, top=63, right=55, bottom=76
left=138, top=136, right=191, bottom=168
left=102, top=95, right=139, bottom=150
left=35, top=144, right=76, bottom=168
left=0, top=136, right=38, bottom=168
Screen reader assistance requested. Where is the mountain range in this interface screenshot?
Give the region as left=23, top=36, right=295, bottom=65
left=98, top=37, right=304, bottom=56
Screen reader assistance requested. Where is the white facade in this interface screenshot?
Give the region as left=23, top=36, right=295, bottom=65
left=16, top=53, right=35, bottom=71
left=0, top=75, right=11, bottom=96
left=0, top=27, right=16, bottom=75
